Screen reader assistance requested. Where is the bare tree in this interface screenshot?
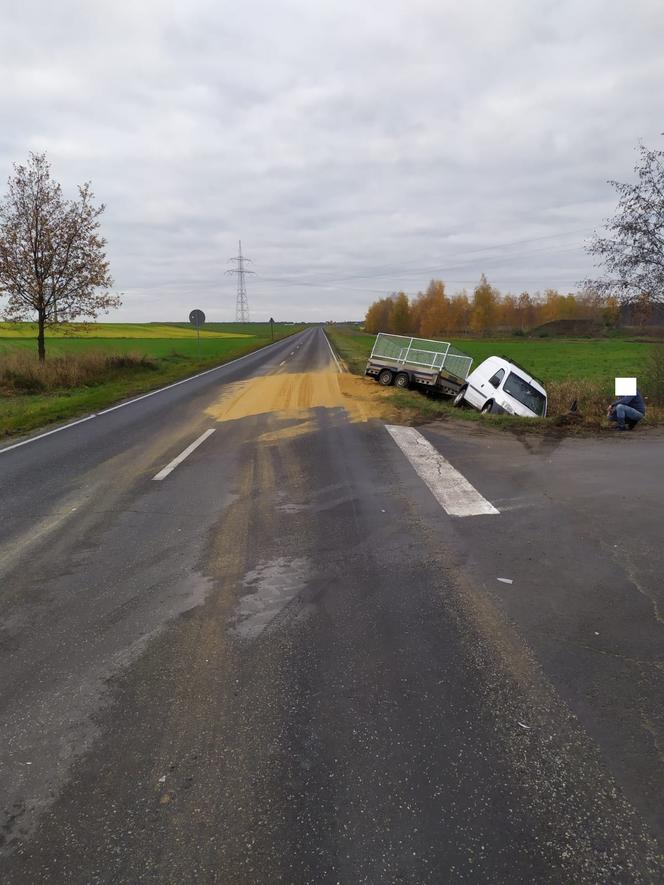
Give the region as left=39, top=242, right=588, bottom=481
left=584, top=140, right=664, bottom=306
left=0, top=152, right=119, bottom=361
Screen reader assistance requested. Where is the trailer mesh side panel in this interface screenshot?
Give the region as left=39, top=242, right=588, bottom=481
left=371, top=334, right=413, bottom=362
left=444, top=346, right=474, bottom=380
left=370, top=334, right=472, bottom=379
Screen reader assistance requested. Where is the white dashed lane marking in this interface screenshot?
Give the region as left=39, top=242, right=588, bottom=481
left=385, top=425, right=499, bottom=517
left=153, top=429, right=216, bottom=481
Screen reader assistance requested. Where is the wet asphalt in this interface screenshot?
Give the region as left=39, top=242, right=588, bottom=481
left=1, top=326, right=663, bottom=884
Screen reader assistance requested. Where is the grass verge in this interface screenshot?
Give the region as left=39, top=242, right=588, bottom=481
left=0, top=327, right=303, bottom=440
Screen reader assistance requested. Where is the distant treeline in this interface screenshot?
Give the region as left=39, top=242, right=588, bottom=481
left=364, top=275, right=629, bottom=336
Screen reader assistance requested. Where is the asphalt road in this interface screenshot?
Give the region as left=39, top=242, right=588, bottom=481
left=1, top=326, right=663, bottom=883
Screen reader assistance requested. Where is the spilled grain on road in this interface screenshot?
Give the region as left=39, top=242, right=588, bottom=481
left=205, top=370, right=392, bottom=429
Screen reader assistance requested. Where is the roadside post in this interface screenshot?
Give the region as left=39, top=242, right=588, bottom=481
left=189, top=309, right=206, bottom=357
left=269, top=316, right=275, bottom=342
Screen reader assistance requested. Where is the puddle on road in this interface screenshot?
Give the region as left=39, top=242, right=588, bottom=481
left=276, top=493, right=355, bottom=515
left=233, top=557, right=310, bottom=639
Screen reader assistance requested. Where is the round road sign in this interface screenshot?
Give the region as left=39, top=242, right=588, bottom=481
left=189, top=309, right=205, bottom=328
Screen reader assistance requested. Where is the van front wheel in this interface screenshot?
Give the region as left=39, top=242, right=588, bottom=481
left=453, top=386, right=467, bottom=407
left=481, top=400, right=494, bottom=414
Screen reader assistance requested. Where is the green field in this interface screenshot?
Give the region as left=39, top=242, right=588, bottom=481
left=0, top=322, right=305, bottom=439
left=0, top=321, right=253, bottom=340
left=1, top=336, right=259, bottom=359
left=327, top=326, right=652, bottom=383
left=0, top=323, right=301, bottom=361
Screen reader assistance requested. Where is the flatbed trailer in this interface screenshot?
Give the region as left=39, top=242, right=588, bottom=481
left=365, top=333, right=473, bottom=395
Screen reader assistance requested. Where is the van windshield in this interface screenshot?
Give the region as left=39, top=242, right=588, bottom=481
left=503, top=372, right=546, bottom=416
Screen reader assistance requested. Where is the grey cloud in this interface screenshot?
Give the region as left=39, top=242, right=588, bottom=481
left=1, top=0, right=664, bottom=321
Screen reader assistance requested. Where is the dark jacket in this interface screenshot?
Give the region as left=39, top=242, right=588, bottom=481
left=612, top=391, right=646, bottom=415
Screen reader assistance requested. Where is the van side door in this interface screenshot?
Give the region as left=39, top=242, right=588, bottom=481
left=473, top=366, right=504, bottom=407
left=465, top=358, right=496, bottom=407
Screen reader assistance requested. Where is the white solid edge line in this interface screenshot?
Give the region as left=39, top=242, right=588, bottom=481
left=385, top=425, right=499, bottom=517
left=0, top=331, right=304, bottom=456
left=322, top=328, right=343, bottom=373
left=153, top=429, right=216, bottom=481
left=0, top=413, right=99, bottom=454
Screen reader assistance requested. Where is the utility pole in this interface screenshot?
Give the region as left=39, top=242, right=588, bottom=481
left=226, top=240, right=254, bottom=322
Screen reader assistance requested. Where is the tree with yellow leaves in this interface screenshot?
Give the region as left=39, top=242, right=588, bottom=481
left=470, top=274, right=499, bottom=335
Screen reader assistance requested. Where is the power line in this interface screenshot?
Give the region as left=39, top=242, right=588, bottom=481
left=256, top=244, right=589, bottom=293
left=328, top=229, right=592, bottom=286
left=255, top=227, right=592, bottom=286
left=226, top=240, right=255, bottom=322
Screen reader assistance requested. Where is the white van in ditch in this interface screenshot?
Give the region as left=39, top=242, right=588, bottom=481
left=453, top=356, right=547, bottom=417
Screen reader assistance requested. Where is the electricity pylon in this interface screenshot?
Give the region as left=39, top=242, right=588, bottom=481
left=226, top=240, right=254, bottom=322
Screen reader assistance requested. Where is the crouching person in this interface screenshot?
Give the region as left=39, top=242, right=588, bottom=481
left=607, top=389, right=646, bottom=431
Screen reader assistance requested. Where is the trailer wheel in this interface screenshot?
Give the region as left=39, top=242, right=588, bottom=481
left=378, top=369, right=394, bottom=386
left=453, top=386, right=467, bottom=407
left=481, top=399, right=494, bottom=414
left=394, top=372, right=410, bottom=389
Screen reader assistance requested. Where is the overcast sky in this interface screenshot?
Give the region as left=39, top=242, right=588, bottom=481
left=2, top=0, right=663, bottom=322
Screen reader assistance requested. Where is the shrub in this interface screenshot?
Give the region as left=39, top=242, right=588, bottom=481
left=546, top=378, right=609, bottom=420
left=545, top=376, right=663, bottom=425
left=106, top=354, right=158, bottom=371
left=2, top=368, right=46, bottom=393
left=642, top=344, right=664, bottom=405
left=0, top=351, right=158, bottom=395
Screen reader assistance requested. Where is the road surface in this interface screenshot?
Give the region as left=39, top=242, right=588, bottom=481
left=1, top=326, right=663, bottom=883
